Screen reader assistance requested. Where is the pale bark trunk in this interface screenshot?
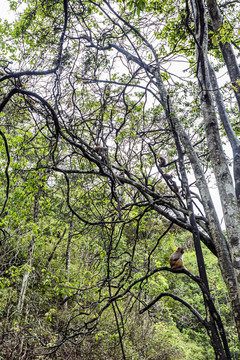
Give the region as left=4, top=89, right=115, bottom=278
left=206, top=0, right=240, bottom=206
left=166, top=92, right=240, bottom=340
left=208, top=55, right=240, bottom=208
left=206, top=0, right=240, bottom=110
left=64, top=216, right=73, bottom=310
left=18, top=191, right=41, bottom=314
left=138, top=29, right=240, bottom=338
left=190, top=0, right=240, bottom=337
left=66, top=218, right=73, bottom=277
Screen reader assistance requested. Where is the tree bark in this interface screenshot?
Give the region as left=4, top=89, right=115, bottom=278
left=206, top=0, right=240, bottom=110
left=17, top=189, right=41, bottom=314
left=206, top=0, right=240, bottom=206
left=169, top=101, right=230, bottom=359
left=64, top=216, right=73, bottom=310
left=190, top=0, right=240, bottom=338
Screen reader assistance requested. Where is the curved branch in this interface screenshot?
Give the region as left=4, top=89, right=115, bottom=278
left=0, top=88, right=60, bottom=136
left=139, top=292, right=207, bottom=326
left=0, top=1, right=69, bottom=84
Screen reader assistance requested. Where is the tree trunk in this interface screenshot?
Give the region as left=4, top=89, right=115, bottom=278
left=190, top=0, right=240, bottom=338
left=207, top=49, right=240, bottom=207
left=169, top=104, right=230, bottom=359
left=206, top=0, right=240, bottom=110
left=17, top=190, right=41, bottom=314
left=64, top=216, right=73, bottom=310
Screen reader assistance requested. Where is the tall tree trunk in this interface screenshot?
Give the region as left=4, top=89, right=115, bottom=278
left=206, top=0, right=240, bottom=110
left=208, top=55, right=240, bottom=207
left=64, top=215, right=73, bottom=310
left=205, top=0, right=240, bottom=205
left=150, top=44, right=240, bottom=339
left=190, top=0, right=240, bottom=338
left=17, top=189, right=41, bottom=314
left=169, top=102, right=230, bottom=359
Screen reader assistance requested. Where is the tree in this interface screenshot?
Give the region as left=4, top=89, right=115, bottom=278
left=1, top=0, right=240, bottom=357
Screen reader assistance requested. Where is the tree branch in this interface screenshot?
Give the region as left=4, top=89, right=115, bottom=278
left=139, top=292, right=207, bottom=326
